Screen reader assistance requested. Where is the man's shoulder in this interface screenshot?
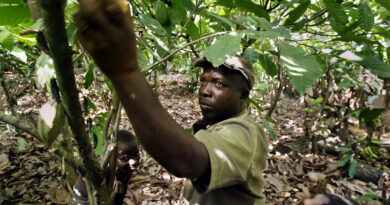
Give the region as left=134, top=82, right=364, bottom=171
left=206, top=110, right=262, bottom=136
left=217, top=110, right=259, bottom=128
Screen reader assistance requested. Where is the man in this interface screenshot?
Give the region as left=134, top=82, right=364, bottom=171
left=74, top=0, right=268, bottom=204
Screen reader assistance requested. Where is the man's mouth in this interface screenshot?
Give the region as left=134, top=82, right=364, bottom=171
left=200, top=103, right=212, bottom=110
left=199, top=100, right=213, bottom=111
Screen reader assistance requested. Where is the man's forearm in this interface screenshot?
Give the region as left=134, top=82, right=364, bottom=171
left=111, top=70, right=209, bottom=178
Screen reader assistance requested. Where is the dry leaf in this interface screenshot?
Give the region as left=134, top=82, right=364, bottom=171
left=0, top=153, right=9, bottom=171
left=307, top=172, right=326, bottom=183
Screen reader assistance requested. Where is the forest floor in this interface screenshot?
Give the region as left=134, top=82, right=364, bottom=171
left=0, top=72, right=389, bottom=204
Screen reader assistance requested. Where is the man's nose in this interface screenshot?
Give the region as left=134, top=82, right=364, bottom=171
left=199, top=83, right=212, bottom=97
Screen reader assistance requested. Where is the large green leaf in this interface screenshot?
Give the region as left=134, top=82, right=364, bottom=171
left=214, top=0, right=269, bottom=20
left=244, top=26, right=291, bottom=41
left=184, top=21, right=200, bottom=41
left=170, top=0, right=187, bottom=24
left=323, top=0, right=348, bottom=25
left=358, top=3, right=374, bottom=31
left=376, top=0, right=390, bottom=12
left=139, top=14, right=166, bottom=36
left=259, top=53, right=277, bottom=77
left=85, top=61, right=94, bottom=89
left=215, top=0, right=235, bottom=8
left=278, top=42, right=324, bottom=94
left=252, top=17, right=274, bottom=30
left=332, top=50, right=390, bottom=78
left=0, top=30, right=15, bottom=51
left=154, top=1, right=171, bottom=26
left=0, top=6, right=31, bottom=25
left=181, top=0, right=195, bottom=10
left=137, top=47, right=148, bottom=70
left=197, top=8, right=235, bottom=29
left=204, top=31, right=243, bottom=67
left=234, top=0, right=270, bottom=21
left=328, top=17, right=347, bottom=34
left=243, top=48, right=260, bottom=64
left=0, top=0, right=21, bottom=4
left=284, top=0, right=310, bottom=26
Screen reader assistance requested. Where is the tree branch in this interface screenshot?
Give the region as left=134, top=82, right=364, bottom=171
left=38, top=0, right=105, bottom=189
left=0, top=111, right=40, bottom=140
left=0, top=111, right=85, bottom=175
left=54, top=142, right=86, bottom=176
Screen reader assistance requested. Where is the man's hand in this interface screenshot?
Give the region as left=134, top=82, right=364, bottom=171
left=74, top=0, right=138, bottom=78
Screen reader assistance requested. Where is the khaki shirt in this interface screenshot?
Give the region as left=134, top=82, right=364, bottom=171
left=183, top=110, right=268, bottom=205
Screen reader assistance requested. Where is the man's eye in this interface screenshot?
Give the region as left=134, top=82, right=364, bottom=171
left=216, top=82, right=224, bottom=87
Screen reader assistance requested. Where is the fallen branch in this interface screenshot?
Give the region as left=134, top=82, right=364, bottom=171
left=0, top=111, right=40, bottom=140
left=0, top=111, right=86, bottom=176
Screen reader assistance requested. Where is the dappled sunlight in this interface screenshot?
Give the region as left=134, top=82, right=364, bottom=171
left=340, top=51, right=362, bottom=61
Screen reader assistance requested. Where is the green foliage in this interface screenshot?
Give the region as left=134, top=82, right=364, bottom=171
left=139, top=14, right=167, bottom=36
left=0, top=30, right=15, bottom=51
left=185, top=21, right=200, bottom=41
left=155, top=1, right=171, bottom=26
left=332, top=50, right=390, bottom=78
left=0, top=6, right=31, bottom=26
left=375, top=0, right=390, bottom=11
left=262, top=117, right=276, bottom=140
left=258, top=53, right=277, bottom=77
left=278, top=42, right=324, bottom=94
left=338, top=77, right=355, bottom=90
left=337, top=147, right=359, bottom=178
left=243, top=48, right=260, bottom=64
left=323, top=0, right=348, bottom=25
left=204, top=31, right=243, bottom=67
left=358, top=108, right=383, bottom=124
left=357, top=187, right=390, bottom=203
left=284, top=0, right=310, bottom=26
left=89, top=125, right=104, bottom=155
left=358, top=3, right=374, bottom=31
left=234, top=0, right=269, bottom=21
left=85, top=61, right=94, bottom=89
left=348, top=159, right=358, bottom=178
left=17, top=138, right=27, bottom=151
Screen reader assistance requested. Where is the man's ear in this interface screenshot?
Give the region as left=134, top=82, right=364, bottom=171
left=241, top=90, right=249, bottom=100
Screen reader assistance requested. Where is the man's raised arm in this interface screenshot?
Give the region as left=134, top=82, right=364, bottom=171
left=74, top=0, right=209, bottom=179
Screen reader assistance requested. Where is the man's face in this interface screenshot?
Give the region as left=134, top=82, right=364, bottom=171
left=198, top=67, right=245, bottom=123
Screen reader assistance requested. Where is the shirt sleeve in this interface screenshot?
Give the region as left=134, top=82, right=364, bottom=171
left=192, top=120, right=258, bottom=193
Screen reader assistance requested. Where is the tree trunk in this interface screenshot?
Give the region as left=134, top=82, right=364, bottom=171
left=36, top=0, right=113, bottom=203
